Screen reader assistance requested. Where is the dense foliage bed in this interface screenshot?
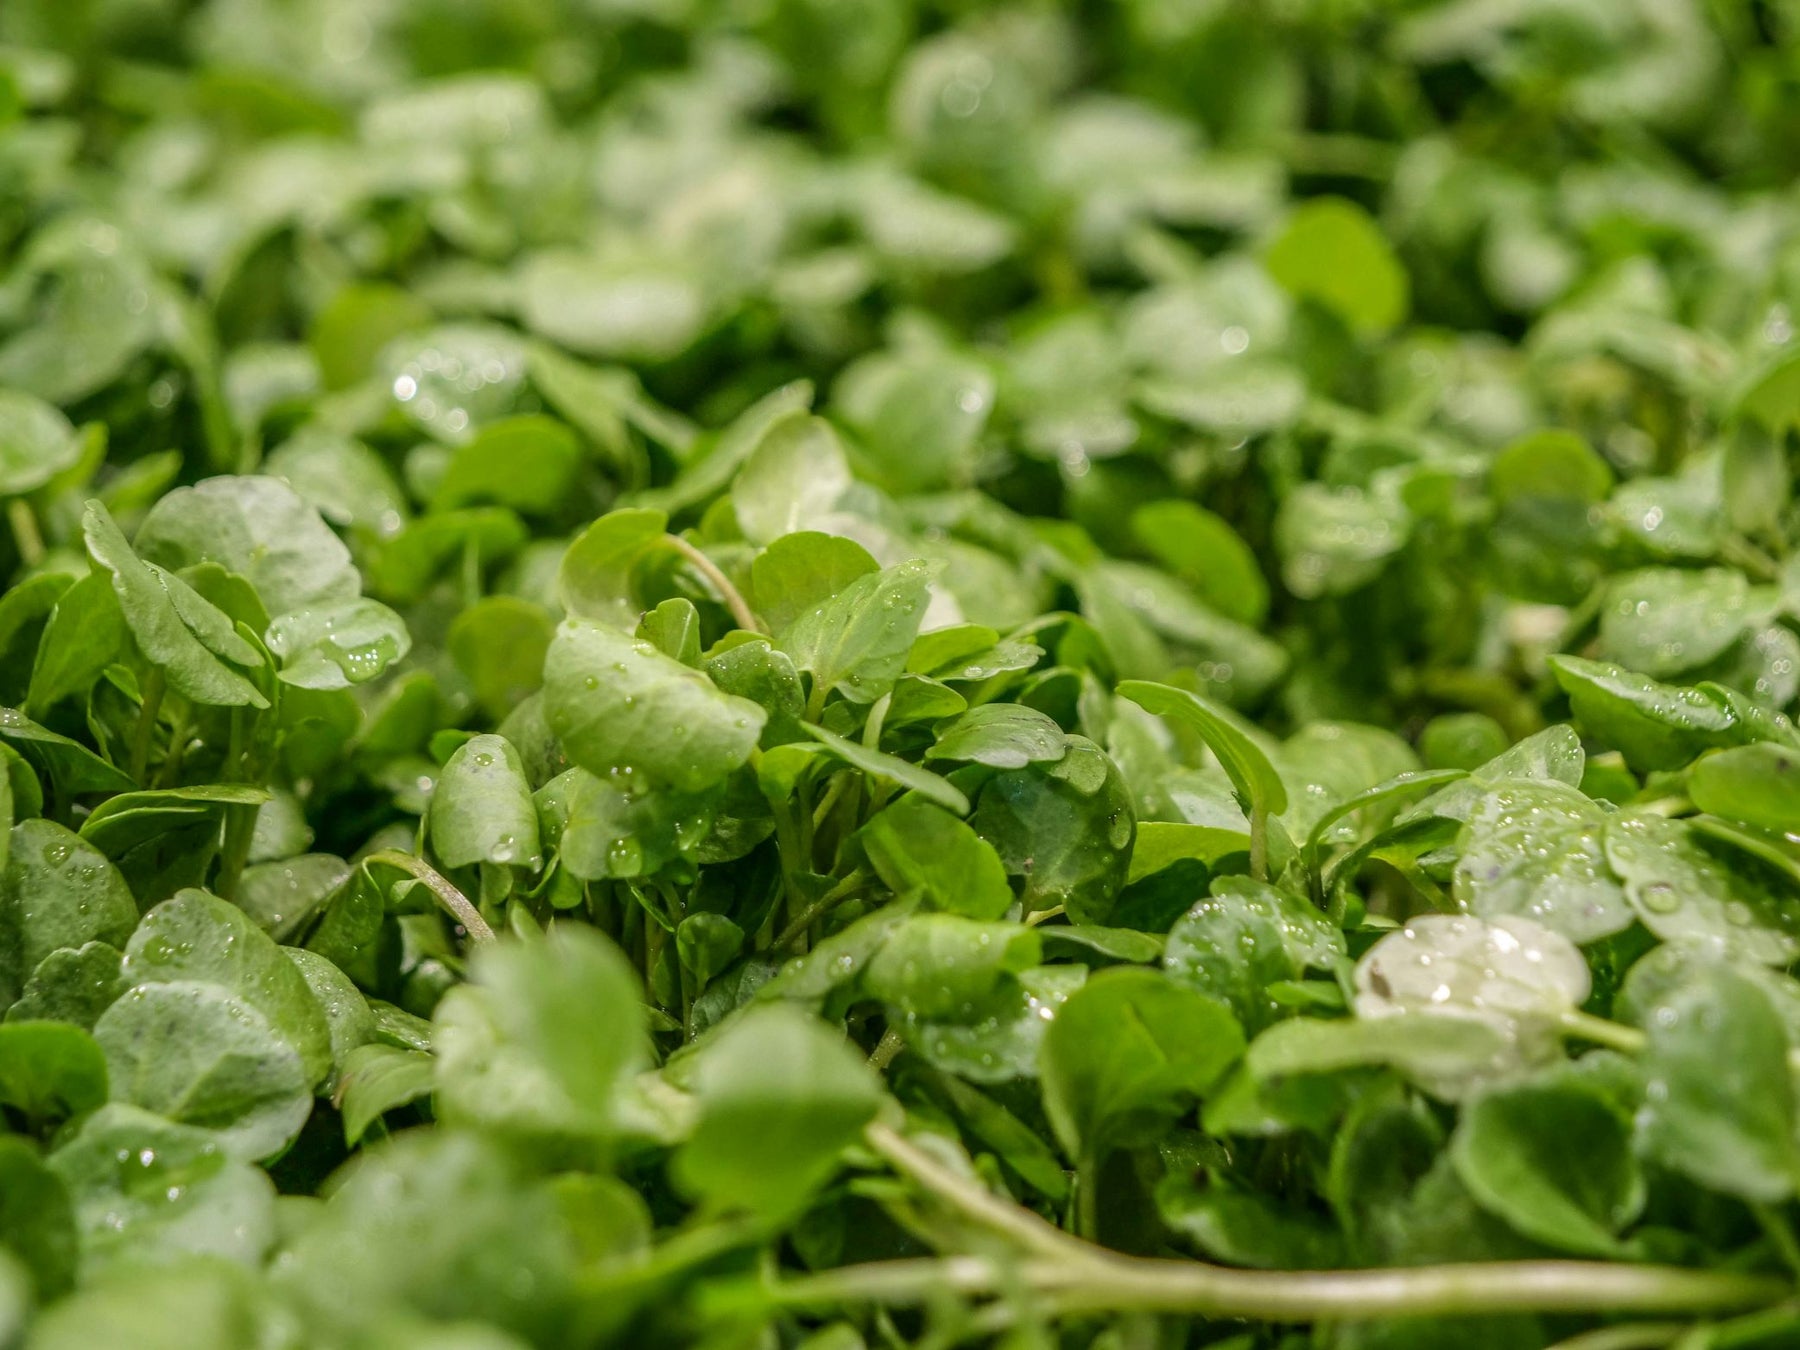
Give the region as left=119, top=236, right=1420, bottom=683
left=6, top=1, right=1800, bottom=1347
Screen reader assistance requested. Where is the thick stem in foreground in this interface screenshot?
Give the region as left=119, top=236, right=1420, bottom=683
left=366, top=850, right=497, bottom=944
left=860, top=1123, right=1788, bottom=1322
left=128, top=669, right=166, bottom=784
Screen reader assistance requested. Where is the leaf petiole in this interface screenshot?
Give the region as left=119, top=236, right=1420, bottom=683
left=365, top=849, right=497, bottom=945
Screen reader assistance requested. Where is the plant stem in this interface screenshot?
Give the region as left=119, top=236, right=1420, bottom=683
left=7, top=499, right=43, bottom=567
left=366, top=850, right=497, bottom=944
left=759, top=1256, right=1002, bottom=1308
left=774, top=868, right=868, bottom=951
left=1754, top=1206, right=1800, bottom=1281
left=1559, top=1010, right=1647, bottom=1055
left=1249, top=805, right=1269, bottom=882
left=667, top=534, right=762, bottom=634
left=868, top=1028, right=906, bottom=1071
left=127, top=669, right=165, bottom=784
left=1074, top=1151, right=1100, bottom=1242
left=1542, top=1326, right=1686, bottom=1350
left=860, top=1123, right=1786, bottom=1321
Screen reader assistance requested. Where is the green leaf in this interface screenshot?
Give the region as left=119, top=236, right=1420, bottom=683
left=1549, top=655, right=1780, bottom=772
left=48, top=1102, right=276, bottom=1277
left=0, top=819, right=138, bottom=1008
left=1598, top=567, right=1756, bottom=679
left=25, top=569, right=129, bottom=719
left=121, top=888, right=333, bottom=1087
left=732, top=412, right=852, bottom=544
left=970, top=736, right=1134, bottom=923
left=1452, top=780, right=1633, bottom=943
left=0, top=388, right=82, bottom=495
left=1449, top=1082, right=1642, bottom=1257
left=432, top=415, right=581, bottom=516
left=924, top=703, right=1067, bottom=770
left=82, top=501, right=268, bottom=709
left=0, top=1020, right=107, bottom=1131
left=1603, top=811, right=1800, bottom=964
left=264, top=597, right=411, bottom=689
left=7, top=943, right=128, bottom=1030
left=1688, top=742, right=1800, bottom=832
left=557, top=507, right=669, bottom=628
left=434, top=926, right=646, bottom=1140
left=675, top=1005, right=881, bottom=1219
left=778, top=558, right=935, bottom=706
left=857, top=795, right=1013, bottom=918
left=1117, top=680, right=1287, bottom=816
left=801, top=723, right=969, bottom=814
left=92, top=982, right=312, bottom=1161
left=749, top=531, right=879, bottom=636
left=1040, top=967, right=1243, bottom=1160
left=1162, top=877, right=1344, bottom=1032
left=544, top=619, right=766, bottom=794
left=135, top=475, right=360, bottom=618
left=334, top=1042, right=435, bottom=1145
left=863, top=914, right=1040, bottom=1019
left=1129, top=501, right=1269, bottom=627
left=430, top=734, right=542, bottom=871
left=1635, top=965, right=1800, bottom=1203
left=1265, top=197, right=1408, bottom=335
left=448, top=596, right=555, bottom=723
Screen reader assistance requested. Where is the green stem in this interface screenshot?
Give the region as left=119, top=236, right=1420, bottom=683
left=365, top=850, right=497, bottom=945
left=1075, top=1151, right=1100, bottom=1242
left=868, top=1029, right=906, bottom=1072
left=666, top=534, right=763, bottom=635
left=1559, top=1011, right=1647, bottom=1055
left=127, top=669, right=165, bottom=784
left=774, top=868, right=868, bottom=951
left=7, top=499, right=44, bottom=567
left=861, top=1123, right=1785, bottom=1322
left=1249, top=805, right=1269, bottom=882
left=1542, top=1327, right=1685, bottom=1350
left=153, top=701, right=191, bottom=788
left=1754, top=1207, right=1800, bottom=1282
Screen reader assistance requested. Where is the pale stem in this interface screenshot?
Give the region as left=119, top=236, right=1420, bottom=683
left=667, top=534, right=763, bottom=635
left=366, top=849, right=497, bottom=944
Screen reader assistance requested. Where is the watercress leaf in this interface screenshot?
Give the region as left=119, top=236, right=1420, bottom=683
left=334, top=1043, right=435, bottom=1146
left=121, top=888, right=333, bottom=1087
left=24, top=569, right=129, bottom=719
left=0, top=571, right=76, bottom=709
left=1687, top=742, right=1800, bottom=832
left=262, top=429, right=410, bottom=534
left=749, top=531, right=879, bottom=636
left=92, top=981, right=312, bottom=1161
left=434, top=926, right=646, bottom=1141
left=637, top=597, right=702, bottom=666
left=1602, top=811, right=1800, bottom=964
left=1040, top=967, right=1243, bottom=1161
left=970, top=735, right=1134, bottom=922
left=864, top=914, right=1040, bottom=1019
left=448, top=596, right=554, bottom=722
left=432, top=415, right=581, bottom=516
left=1156, top=1173, right=1344, bottom=1269
left=0, top=1019, right=107, bottom=1130
left=1116, top=680, right=1287, bottom=816
left=1597, top=567, right=1757, bottom=679
left=1635, top=965, right=1800, bottom=1203
left=0, top=1135, right=75, bottom=1299
left=1549, top=655, right=1773, bottom=772
left=778, top=558, right=936, bottom=706
left=537, top=766, right=712, bottom=880
left=901, top=964, right=1085, bottom=1083
left=429, top=734, right=541, bottom=872
left=1408, top=725, right=1587, bottom=823
left=1452, top=780, right=1633, bottom=943
left=923, top=703, right=1067, bottom=770
left=857, top=795, right=1012, bottom=918
left=82, top=502, right=267, bottom=709
left=1130, top=501, right=1269, bottom=627
left=544, top=619, right=766, bottom=794
left=702, top=636, right=808, bottom=747
left=1449, top=1081, right=1642, bottom=1257
left=556, top=508, right=668, bottom=628
left=732, top=412, right=852, bottom=545
left=135, top=476, right=360, bottom=618
left=283, top=947, right=374, bottom=1087
left=264, top=598, right=410, bottom=690
left=801, top=723, right=969, bottom=814
left=1265, top=197, right=1408, bottom=335
left=0, top=388, right=81, bottom=495
left=48, top=1102, right=276, bottom=1277
left=0, top=819, right=138, bottom=1008
left=6, top=943, right=128, bottom=1030
left=1162, top=877, right=1345, bottom=1032
left=675, top=1005, right=881, bottom=1220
